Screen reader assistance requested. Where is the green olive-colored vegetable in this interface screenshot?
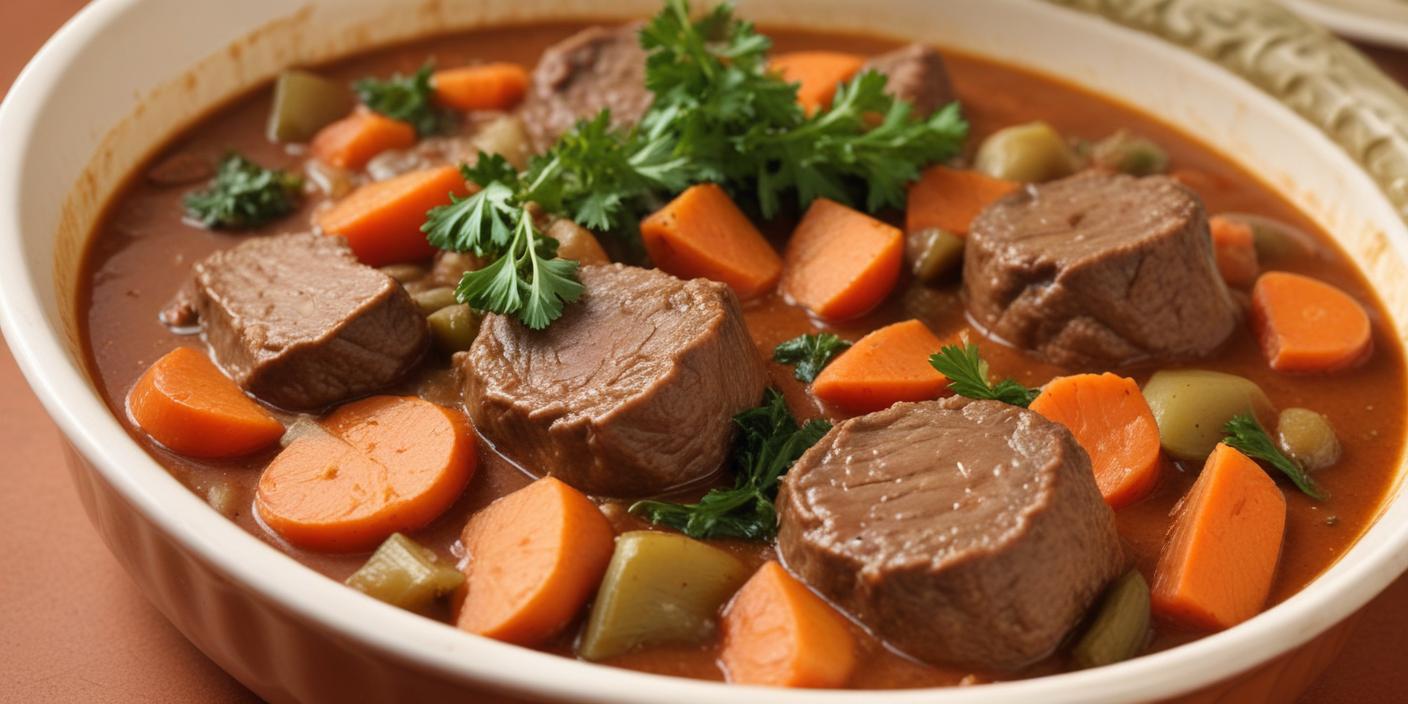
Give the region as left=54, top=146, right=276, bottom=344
left=345, top=533, right=464, bottom=612
left=974, top=121, right=1079, bottom=183
left=266, top=70, right=355, bottom=143
left=1090, top=130, right=1168, bottom=176
left=427, top=304, right=480, bottom=354
left=412, top=287, right=458, bottom=316
left=579, top=531, right=750, bottom=661
left=1230, top=214, right=1316, bottom=263
left=1142, top=369, right=1274, bottom=461
left=1071, top=570, right=1151, bottom=670
left=906, top=227, right=965, bottom=283
left=380, top=263, right=427, bottom=284
left=1276, top=408, right=1341, bottom=472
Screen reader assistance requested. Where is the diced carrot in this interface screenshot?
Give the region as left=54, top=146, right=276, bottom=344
left=811, top=319, right=948, bottom=413
left=770, top=51, right=865, bottom=113
left=905, top=165, right=1020, bottom=236
left=1250, top=271, right=1372, bottom=373
left=1151, top=443, right=1287, bottom=631
left=640, top=183, right=782, bottom=299
left=1030, top=373, right=1162, bottom=509
left=720, top=561, right=856, bottom=688
left=316, top=165, right=472, bottom=266
left=126, top=347, right=284, bottom=458
left=780, top=198, right=904, bottom=320
left=255, top=396, right=476, bottom=552
left=433, top=63, right=530, bottom=111
left=1209, top=215, right=1259, bottom=288
left=456, top=477, right=615, bottom=646
left=309, top=107, right=417, bottom=170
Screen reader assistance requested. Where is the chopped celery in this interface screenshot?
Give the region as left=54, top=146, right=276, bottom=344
left=267, top=70, right=354, bottom=143
left=1071, top=570, right=1151, bottom=669
left=345, top=533, right=463, bottom=611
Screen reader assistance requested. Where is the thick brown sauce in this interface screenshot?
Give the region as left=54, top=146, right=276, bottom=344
left=79, top=23, right=1406, bottom=689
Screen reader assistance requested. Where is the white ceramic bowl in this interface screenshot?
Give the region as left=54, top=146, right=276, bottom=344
left=3, top=0, right=1408, bottom=702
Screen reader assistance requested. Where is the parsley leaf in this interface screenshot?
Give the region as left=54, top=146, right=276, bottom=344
left=773, top=333, right=852, bottom=383
left=353, top=62, right=453, bottom=137
left=630, top=389, right=831, bottom=540
left=1223, top=414, right=1326, bottom=500
left=182, top=153, right=302, bottom=230
left=928, top=343, right=1039, bottom=408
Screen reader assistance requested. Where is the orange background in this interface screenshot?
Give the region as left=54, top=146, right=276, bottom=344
left=0, top=1, right=1405, bottom=702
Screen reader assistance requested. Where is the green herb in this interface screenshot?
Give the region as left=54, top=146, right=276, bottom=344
left=183, top=153, right=302, bottom=230
left=928, top=343, right=1039, bottom=408
left=1223, top=413, right=1326, bottom=501
left=773, top=333, right=852, bottom=383
left=630, top=389, right=830, bottom=540
left=353, top=62, right=453, bottom=137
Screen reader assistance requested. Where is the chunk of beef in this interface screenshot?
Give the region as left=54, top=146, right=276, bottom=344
left=517, top=24, right=651, bottom=151
left=863, top=43, right=955, bottom=117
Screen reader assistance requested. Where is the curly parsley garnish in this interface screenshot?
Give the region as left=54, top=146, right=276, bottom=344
left=773, top=333, right=852, bottom=383
left=929, top=343, right=1039, bottom=408
left=1223, top=413, right=1326, bottom=500
left=354, top=62, right=453, bottom=137
left=182, top=153, right=302, bottom=230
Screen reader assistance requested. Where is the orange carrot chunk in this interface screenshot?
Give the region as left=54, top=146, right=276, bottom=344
left=255, top=396, right=476, bottom=552
left=770, top=51, right=865, bottom=113
left=905, top=165, right=1020, bottom=236
left=780, top=198, right=904, bottom=321
left=316, top=165, right=472, bottom=266
left=127, top=347, right=284, bottom=459
left=720, top=561, right=856, bottom=688
left=1209, top=215, right=1259, bottom=288
left=433, top=63, right=530, bottom=111
left=812, top=319, right=948, bottom=414
left=457, top=477, right=615, bottom=646
left=1151, top=443, right=1286, bottom=631
left=1250, top=271, right=1372, bottom=373
left=309, top=107, right=417, bottom=170
left=640, top=183, right=783, bottom=299
left=1030, top=373, right=1162, bottom=509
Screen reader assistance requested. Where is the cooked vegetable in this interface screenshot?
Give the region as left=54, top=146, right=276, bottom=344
left=1251, top=271, right=1372, bottom=373
left=457, top=477, right=616, bottom=646
left=1088, top=130, right=1168, bottom=176
left=432, top=62, right=529, bottom=112
left=974, top=121, right=1079, bottom=182
left=310, top=108, right=418, bottom=169
left=1231, top=214, right=1315, bottom=262
left=905, top=227, right=965, bottom=283
left=1030, top=373, right=1162, bottom=509
left=127, top=347, right=284, bottom=458
left=719, top=561, right=857, bottom=688
left=255, top=396, right=476, bottom=552
left=1276, top=407, right=1341, bottom=472
left=346, top=533, right=464, bottom=611
left=772, top=332, right=852, bottom=383
left=267, top=69, right=355, bottom=143
left=579, top=531, right=750, bottom=661
left=779, top=197, right=904, bottom=320
left=1071, top=570, right=1151, bottom=669
left=904, top=165, right=1019, bottom=235
left=1141, top=369, right=1273, bottom=461
left=1224, top=413, right=1325, bottom=500
left=354, top=62, right=453, bottom=136
left=813, top=320, right=948, bottom=413
left=1209, top=215, right=1259, bottom=288
left=380, top=263, right=427, bottom=283
left=769, top=50, right=864, bottom=113
left=641, top=183, right=783, bottom=299
left=427, top=304, right=480, bottom=353
left=631, top=389, right=830, bottom=540
left=1151, top=443, right=1287, bottom=631
left=469, top=115, right=533, bottom=170
left=928, top=342, right=1038, bottom=408
left=183, top=153, right=302, bottom=230
left=316, top=165, right=471, bottom=266
left=544, top=219, right=610, bottom=265
left=412, top=287, right=458, bottom=315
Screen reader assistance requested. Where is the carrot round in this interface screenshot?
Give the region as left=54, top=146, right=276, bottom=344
left=256, top=396, right=476, bottom=552
left=1250, top=271, right=1372, bottom=373
left=811, top=319, right=948, bottom=414
left=906, top=165, right=1020, bottom=236
left=1030, top=373, right=1162, bottom=509
left=641, top=183, right=782, bottom=299
left=1151, top=443, right=1287, bottom=631
left=720, top=561, right=856, bottom=688
left=780, top=198, right=904, bottom=321
left=316, top=165, right=471, bottom=266
left=433, top=63, right=530, bottom=111
left=309, top=107, right=417, bottom=170
left=126, top=347, right=284, bottom=458
left=770, top=51, right=865, bottom=113
left=1209, top=215, right=1259, bottom=288
left=457, top=477, right=615, bottom=646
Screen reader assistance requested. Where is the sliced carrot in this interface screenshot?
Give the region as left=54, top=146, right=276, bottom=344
left=780, top=198, right=904, bottom=320
left=1250, top=271, right=1372, bottom=373
left=720, top=561, right=856, bottom=688
left=770, top=51, right=865, bottom=113
left=640, top=183, right=782, bottom=299
left=255, top=396, right=476, bottom=552
left=433, top=63, right=530, bottom=111
left=126, top=347, right=283, bottom=458
left=316, top=165, right=472, bottom=266
left=309, top=107, right=417, bottom=170
left=811, top=319, right=948, bottom=413
left=1209, top=215, right=1259, bottom=288
left=1151, top=443, right=1286, bottom=631
left=456, top=477, right=615, bottom=646
left=1030, top=373, right=1162, bottom=509
left=905, top=165, right=1020, bottom=236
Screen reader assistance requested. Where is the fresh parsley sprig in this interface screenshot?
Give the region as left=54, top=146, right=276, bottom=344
left=929, top=343, right=1040, bottom=408
left=773, top=333, right=851, bottom=383
left=354, top=62, right=453, bottom=137
left=1223, top=413, right=1326, bottom=501
left=183, top=153, right=302, bottom=230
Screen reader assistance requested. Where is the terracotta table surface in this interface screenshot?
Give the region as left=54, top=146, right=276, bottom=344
left=2, top=2, right=1408, bottom=703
